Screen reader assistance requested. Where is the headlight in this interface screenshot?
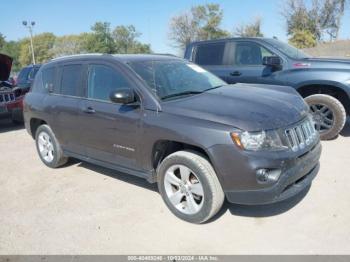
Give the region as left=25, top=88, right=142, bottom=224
left=231, top=130, right=287, bottom=151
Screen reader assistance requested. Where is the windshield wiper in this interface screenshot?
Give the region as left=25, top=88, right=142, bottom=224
left=161, top=91, right=203, bottom=100
left=202, top=85, right=225, bottom=92
left=162, top=91, right=203, bottom=100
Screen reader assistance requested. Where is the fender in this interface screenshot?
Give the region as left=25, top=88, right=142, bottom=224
left=295, top=80, right=350, bottom=96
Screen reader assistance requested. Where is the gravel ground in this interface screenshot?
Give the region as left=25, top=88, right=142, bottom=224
left=0, top=117, right=349, bottom=255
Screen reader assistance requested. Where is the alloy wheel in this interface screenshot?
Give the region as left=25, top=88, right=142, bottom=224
left=164, top=164, right=204, bottom=215
left=37, top=131, right=54, bottom=163
left=310, top=104, right=335, bottom=133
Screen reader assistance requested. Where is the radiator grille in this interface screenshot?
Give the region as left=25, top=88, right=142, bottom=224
left=0, top=92, right=15, bottom=103
left=285, top=118, right=317, bottom=152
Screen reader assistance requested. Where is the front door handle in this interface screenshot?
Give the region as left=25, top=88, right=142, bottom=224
left=83, top=106, right=96, bottom=114
left=230, top=71, right=242, bottom=76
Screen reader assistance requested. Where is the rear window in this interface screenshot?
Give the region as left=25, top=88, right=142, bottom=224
left=60, top=64, right=82, bottom=96
left=194, top=42, right=225, bottom=66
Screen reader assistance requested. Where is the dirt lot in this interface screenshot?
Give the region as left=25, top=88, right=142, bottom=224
left=0, top=117, right=349, bottom=255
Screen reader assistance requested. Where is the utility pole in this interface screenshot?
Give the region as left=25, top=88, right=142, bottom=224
left=22, top=21, right=36, bottom=65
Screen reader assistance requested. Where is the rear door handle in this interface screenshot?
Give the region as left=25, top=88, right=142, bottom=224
left=83, top=106, right=96, bottom=114
left=230, top=71, right=242, bottom=76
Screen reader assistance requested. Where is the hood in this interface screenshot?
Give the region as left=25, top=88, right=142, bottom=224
left=0, top=53, right=13, bottom=81
left=301, top=57, right=350, bottom=70
left=161, top=84, right=309, bottom=131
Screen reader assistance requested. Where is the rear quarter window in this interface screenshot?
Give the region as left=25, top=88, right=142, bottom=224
left=42, top=67, right=56, bottom=92
left=194, top=42, right=225, bottom=66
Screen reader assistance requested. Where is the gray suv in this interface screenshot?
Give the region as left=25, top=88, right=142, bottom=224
left=185, top=38, right=350, bottom=140
left=24, top=54, right=321, bottom=223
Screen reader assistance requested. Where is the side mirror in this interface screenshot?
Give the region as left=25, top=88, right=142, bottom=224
left=109, top=88, right=135, bottom=104
left=262, top=56, right=282, bottom=68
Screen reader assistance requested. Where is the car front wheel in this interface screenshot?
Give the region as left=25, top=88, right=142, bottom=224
left=157, top=150, right=225, bottom=224
left=305, top=94, right=346, bottom=140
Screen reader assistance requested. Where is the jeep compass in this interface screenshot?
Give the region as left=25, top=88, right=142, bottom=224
left=24, top=54, right=321, bottom=223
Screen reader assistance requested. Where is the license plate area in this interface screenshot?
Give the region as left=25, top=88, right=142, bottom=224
left=0, top=105, right=8, bottom=113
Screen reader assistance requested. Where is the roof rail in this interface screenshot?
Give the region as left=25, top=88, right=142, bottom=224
left=152, top=53, right=178, bottom=57
left=51, top=53, right=106, bottom=61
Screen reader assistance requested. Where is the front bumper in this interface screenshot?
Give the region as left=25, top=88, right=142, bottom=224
left=209, top=141, right=321, bottom=205
left=0, top=98, right=24, bottom=120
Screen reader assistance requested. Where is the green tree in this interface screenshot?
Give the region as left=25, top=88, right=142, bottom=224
left=282, top=0, right=348, bottom=42
left=19, top=33, right=56, bottom=66
left=84, top=22, right=115, bottom=53
left=168, top=3, right=230, bottom=49
left=113, top=25, right=151, bottom=53
left=192, top=4, right=230, bottom=40
left=234, top=17, right=264, bottom=37
left=321, top=0, right=348, bottom=40
left=288, top=29, right=317, bottom=48
left=51, top=34, right=87, bottom=58
left=0, top=33, right=5, bottom=49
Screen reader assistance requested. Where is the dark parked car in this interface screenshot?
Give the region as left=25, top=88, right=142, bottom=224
left=24, top=54, right=321, bottom=223
left=0, top=53, right=23, bottom=123
left=16, top=64, right=41, bottom=89
left=185, top=38, right=350, bottom=140
left=5, top=64, right=42, bottom=123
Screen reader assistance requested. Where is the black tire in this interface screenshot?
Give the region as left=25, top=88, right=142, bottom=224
left=35, top=124, right=68, bottom=168
left=157, top=150, right=224, bottom=224
left=305, top=94, right=346, bottom=140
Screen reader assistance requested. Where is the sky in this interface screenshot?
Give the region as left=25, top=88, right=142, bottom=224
left=1, top=0, right=350, bottom=54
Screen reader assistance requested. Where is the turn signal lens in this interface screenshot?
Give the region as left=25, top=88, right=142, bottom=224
left=231, top=133, right=244, bottom=149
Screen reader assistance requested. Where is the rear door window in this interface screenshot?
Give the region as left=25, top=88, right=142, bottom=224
left=194, top=42, right=225, bottom=66
left=60, top=64, right=83, bottom=96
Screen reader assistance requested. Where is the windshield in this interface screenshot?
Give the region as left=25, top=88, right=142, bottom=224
left=17, top=67, right=31, bottom=83
left=29, top=67, right=40, bottom=80
left=128, top=60, right=226, bottom=100
left=264, top=39, right=312, bottom=60
left=17, top=66, right=40, bottom=84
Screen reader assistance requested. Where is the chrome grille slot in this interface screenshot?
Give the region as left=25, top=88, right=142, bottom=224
left=0, top=92, right=15, bottom=104
left=285, top=118, right=317, bottom=152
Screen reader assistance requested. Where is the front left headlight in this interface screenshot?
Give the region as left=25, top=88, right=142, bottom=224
left=231, top=130, right=287, bottom=151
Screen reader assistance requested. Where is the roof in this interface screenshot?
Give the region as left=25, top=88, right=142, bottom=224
left=188, top=37, right=273, bottom=45
left=113, top=54, right=180, bottom=62
left=21, top=64, right=41, bottom=68
left=49, top=53, right=182, bottom=64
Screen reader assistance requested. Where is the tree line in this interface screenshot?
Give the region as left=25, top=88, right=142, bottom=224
left=0, top=22, right=151, bottom=72
left=168, top=0, right=348, bottom=49
left=0, top=0, right=348, bottom=72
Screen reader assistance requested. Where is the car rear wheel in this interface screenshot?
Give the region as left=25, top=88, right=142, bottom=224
left=35, top=124, right=68, bottom=168
left=157, top=150, right=225, bottom=224
left=305, top=94, right=346, bottom=140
